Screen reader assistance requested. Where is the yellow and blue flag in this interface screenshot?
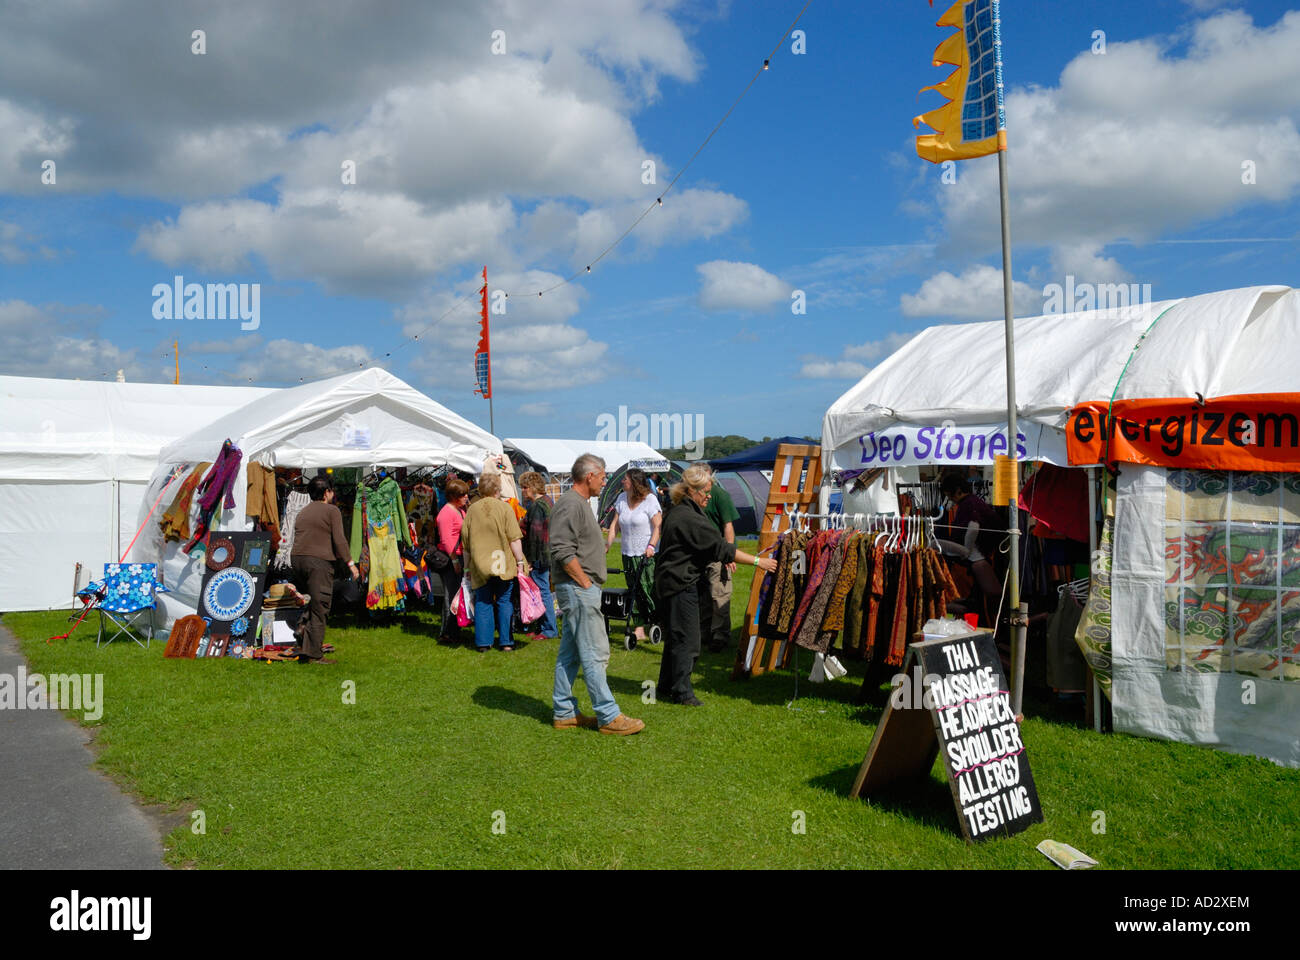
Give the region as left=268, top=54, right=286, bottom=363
left=914, top=0, right=1007, bottom=163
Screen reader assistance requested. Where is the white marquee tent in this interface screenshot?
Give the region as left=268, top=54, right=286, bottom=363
left=504, top=438, right=668, bottom=475
left=0, top=376, right=274, bottom=612
left=822, top=285, right=1299, bottom=767
left=133, top=368, right=502, bottom=627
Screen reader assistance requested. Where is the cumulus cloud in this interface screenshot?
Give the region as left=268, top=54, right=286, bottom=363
left=798, top=332, right=918, bottom=381
left=516, top=402, right=556, bottom=417
left=0, top=1, right=744, bottom=297
left=0, top=300, right=142, bottom=380
left=918, top=10, right=1300, bottom=273
left=900, top=265, right=1039, bottom=319
left=399, top=269, right=613, bottom=393
left=696, top=260, right=787, bottom=311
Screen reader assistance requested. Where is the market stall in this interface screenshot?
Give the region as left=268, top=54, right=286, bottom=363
left=132, top=368, right=502, bottom=632
left=821, top=284, right=1299, bottom=766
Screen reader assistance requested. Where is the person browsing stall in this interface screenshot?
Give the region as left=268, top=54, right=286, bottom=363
left=605, top=467, right=662, bottom=644
left=435, top=477, right=470, bottom=641
left=460, top=473, right=526, bottom=652
left=290, top=476, right=359, bottom=665
left=518, top=471, right=557, bottom=640
left=655, top=465, right=776, bottom=705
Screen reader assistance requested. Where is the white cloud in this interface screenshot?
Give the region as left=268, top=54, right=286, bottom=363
left=696, top=260, right=787, bottom=311
left=900, top=265, right=1039, bottom=319
left=0, top=1, right=745, bottom=297
left=0, top=220, right=56, bottom=264
left=0, top=300, right=142, bottom=379
left=797, top=357, right=869, bottom=380
left=399, top=269, right=613, bottom=393
left=516, top=402, right=556, bottom=417
left=798, top=331, right=919, bottom=381
left=919, top=10, right=1300, bottom=273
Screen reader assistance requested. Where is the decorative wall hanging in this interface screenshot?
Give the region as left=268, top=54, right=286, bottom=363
left=231, top=616, right=249, bottom=637
left=206, top=634, right=230, bottom=658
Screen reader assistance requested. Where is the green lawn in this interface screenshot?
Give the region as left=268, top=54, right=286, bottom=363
left=6, top=541, right=1298, bottom=869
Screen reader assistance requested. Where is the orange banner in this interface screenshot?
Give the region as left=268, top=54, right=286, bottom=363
left=1066, top=396, right=1300, bottom=470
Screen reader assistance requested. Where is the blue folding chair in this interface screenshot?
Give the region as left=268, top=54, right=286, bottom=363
left=76, top=563, right=169, bottom=650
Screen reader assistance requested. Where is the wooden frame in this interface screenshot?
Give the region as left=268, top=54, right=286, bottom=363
left=731, top=443, right=822, bottom=680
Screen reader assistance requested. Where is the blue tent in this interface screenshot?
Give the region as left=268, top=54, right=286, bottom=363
left=707, top=437, right=811, bottom=472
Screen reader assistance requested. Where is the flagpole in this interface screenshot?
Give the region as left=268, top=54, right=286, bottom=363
left=997, top=145, right=1026, bottom=718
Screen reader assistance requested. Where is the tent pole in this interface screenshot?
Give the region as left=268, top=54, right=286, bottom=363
left=997, top=147, right=1027, bottom=718
left=1088, top=465, right=1101, bottom=733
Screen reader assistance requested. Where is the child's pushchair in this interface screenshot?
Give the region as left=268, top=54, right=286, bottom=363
left=601, top=556, right=662, bottom=650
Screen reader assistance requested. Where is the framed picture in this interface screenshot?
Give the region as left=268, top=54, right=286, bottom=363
left=240, top=539, right=269, bottom=573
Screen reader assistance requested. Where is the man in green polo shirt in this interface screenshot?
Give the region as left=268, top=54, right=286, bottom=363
left=700, top=466, right=740, bottom=652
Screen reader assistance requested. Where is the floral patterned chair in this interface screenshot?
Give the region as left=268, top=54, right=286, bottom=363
left=75, top=563, right=169, bottom=650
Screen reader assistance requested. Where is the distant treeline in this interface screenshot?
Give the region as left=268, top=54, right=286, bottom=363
left=658, top=435, right=816, bottom=461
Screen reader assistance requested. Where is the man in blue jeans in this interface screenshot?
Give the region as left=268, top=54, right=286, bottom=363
left=549, top=453, right=645, bottom=736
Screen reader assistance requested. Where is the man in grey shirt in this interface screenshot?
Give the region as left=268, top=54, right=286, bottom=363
left=549, top=453, right=644, bottom=736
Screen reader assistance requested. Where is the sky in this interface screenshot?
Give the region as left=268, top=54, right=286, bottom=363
left=1, top=0, right=1297, bottom=449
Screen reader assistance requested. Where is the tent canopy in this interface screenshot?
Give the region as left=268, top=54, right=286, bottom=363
left=0, top=375, right=274, bottom=482
left=504, top=438, right=667, bottom=475
left=160, top=368, right=500, bottom=473
left=823, top=285, right=1295, bottom=471
left=0, top=376, right=275, bottom=612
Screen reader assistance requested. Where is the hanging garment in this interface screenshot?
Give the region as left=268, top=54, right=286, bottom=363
left=366, top=520, right=406, bottom=611
left=817, top=532, right=860, bottom=651
left=842, top=534, right=871, bottom=654
left=794, top=532, right=848, bottom=654
left=1047, top=593, right=1087, bottom=691
left=788, top=532, right=835, bottom=641
left=863, top=544, right=890, bottom=661
left=160, top=461, right=211, bottom=542
left=183, top=441, right=243, bottom=554
left=246, top=462, right=281, bottom=547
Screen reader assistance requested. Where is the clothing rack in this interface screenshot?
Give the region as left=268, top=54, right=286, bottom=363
left=896, top=481, right=944, bottom=517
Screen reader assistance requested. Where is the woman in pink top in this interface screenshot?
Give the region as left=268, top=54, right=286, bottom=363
left=436, top=477, right=471, bottom=641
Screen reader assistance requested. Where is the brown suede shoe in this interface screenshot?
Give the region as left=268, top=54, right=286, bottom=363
left=598, top=714, right=645, bottom=736
left=552, top=713, right=598, bottom=730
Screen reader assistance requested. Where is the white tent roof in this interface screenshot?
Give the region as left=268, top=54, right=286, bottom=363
left=505, top=438, right=666, bottom=474
left=159, top=368, right=501, bottom=472
left=0, top=376, right=274, bottom=481
left=823, top=285, right=1295, bottom=465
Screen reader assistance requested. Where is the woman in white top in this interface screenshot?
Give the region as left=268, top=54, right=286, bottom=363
left=606, top=468, right=662, bottom=643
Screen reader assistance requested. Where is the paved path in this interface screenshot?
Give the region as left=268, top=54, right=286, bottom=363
left=0, top=622, right=166, bottom=869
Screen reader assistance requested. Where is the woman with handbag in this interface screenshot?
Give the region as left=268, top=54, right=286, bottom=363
left=518, top=472, right=557, bottom=639
left=460, top=473, right=526, bottom=652
left=435, top=477, right=471, bottom=642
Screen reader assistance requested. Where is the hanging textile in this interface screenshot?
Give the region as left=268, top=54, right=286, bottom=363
left=246, top=462, right=281, bottom=547
left=274, top=491, right=310, bottom=570
left=351, top=476, right=409, bottom=562
left=366, top=520, right=406, bottom=611
left=160, top=461, right=211, bottom=542
left=183, top=441, right=242, bottom=554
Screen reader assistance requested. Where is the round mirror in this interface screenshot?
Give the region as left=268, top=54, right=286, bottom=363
left=212, top=546, right=229, bottom=563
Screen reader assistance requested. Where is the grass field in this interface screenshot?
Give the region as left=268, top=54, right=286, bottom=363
left=6, top=541, right=1298, bottom=869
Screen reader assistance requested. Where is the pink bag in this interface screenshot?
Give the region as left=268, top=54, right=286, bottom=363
left=452, top=574, right=475, bottom=627
left=517, top=574, right=544, bottom=625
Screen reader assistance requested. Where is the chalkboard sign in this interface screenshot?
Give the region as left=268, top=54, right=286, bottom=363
left=850, top=630, right=1043, bottom=842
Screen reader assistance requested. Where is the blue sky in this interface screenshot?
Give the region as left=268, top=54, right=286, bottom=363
left=1, top=0, right=1297, bottom=450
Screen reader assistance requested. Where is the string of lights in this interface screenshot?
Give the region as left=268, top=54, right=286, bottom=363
left=138, top=1, right=814, bottom=385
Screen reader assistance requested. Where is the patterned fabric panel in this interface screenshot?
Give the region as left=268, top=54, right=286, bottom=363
left=1163, top=470, right=1300, bottom=682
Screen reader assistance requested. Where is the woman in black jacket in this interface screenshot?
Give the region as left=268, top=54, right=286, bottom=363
left=655, top=465, right=776, bottom=705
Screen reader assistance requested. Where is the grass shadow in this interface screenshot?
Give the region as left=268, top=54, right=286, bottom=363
left=810, top=763, right=961, bottom=833
left=471, top=684, right=553, bottom=726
